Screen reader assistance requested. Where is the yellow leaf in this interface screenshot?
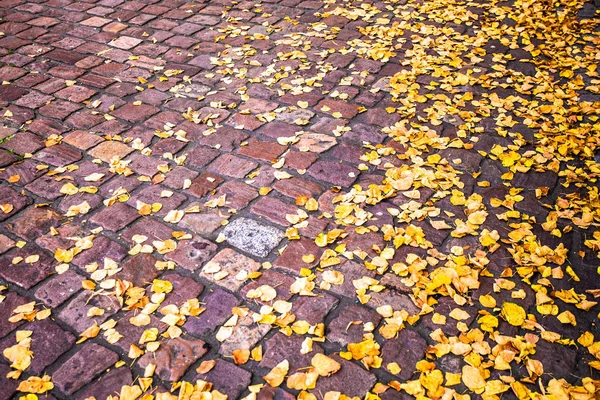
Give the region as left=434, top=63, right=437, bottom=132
left=251, top=346, right=263, bottom=362
left=196, top=359, right=216, bottom=374
left=60, top=182, right=79, bottom=195
left=501, top=302, right=526, bottom=327
left=119, top=385, right=143, bottom=400
left=387, top=362, right=401, bottom=375
left=232, top=349, right=250, bottom=365
left=478, top=295, right=496, bottom=308
left=449, top=308, right=470, bottom=321
left=263, top=360, right=289, bottom=387
left=557, top=310, right=576, bottom=326
left=17, top=375, right=53, bottom=394
left=311, top=353, right=340, bottom=377
left=462, top=365, right=485, bottom=394
left=25, top=255, right=39, bottom=264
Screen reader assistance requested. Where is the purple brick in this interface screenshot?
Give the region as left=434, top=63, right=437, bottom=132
left=52, top=343, right=119, bottom=394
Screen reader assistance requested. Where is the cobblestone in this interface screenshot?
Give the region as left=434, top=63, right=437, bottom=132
left=200, top=248, right=261, bottom=291
left=0, top=319, right=75, bottom=374
left=165, top=235, right=217, bottom=272
left=138, top=337, right=208, bottom=382
left=52, top=343, right=119, bottom=395
left=0, top=0, right=597, bottom=398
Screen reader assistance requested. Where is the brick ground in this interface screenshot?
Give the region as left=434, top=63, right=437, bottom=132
left=0, top=0, right=599, bottom=399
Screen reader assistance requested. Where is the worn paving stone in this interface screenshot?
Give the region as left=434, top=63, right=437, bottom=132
left=34, top=269, right=82, bottom=308
left=163, top=166, right=198, bottom=190
left=88, top=140, right=134, bottom=163
left=294, top=132, right=337, bottom=153
left=260, top=332, right=324, bottom=372
left=308, top=160, right=358, bottom=186
left=0, top=186, right=31, bottom=221
left=184, top=288, right=240, bottom=336
left=207, top=153, right=258, bottom=179
left=57, top=290, right=120, bottom=333
left=198, top=126, right=248, bottom=151
left=218, top=314, right=271, bottom=356
left=6, top=206, right=64, bottom=241
left=0, top=233, right=15, bottom=254
left=187, top=172, right=224, bottom=198
left=238, top=138, right=286, bottom=161
left=75, top=367, right=133, bottom=400
left=316, top=259, right=376, bottom=299
left=35, top=223, right=84, bottom=257
left=71, top=235, right=127, bottom=268
left=109, top=36, right=142, bottom=49
left=186, top=145, right=220, bottom=169
left=126, top=152, right=167, bottom=177
left=159, top=272, right=204, bottom=308
left=33, top=144, right=82, bottom=166
left=251, top=196, right=296, bottom=226
left=257, top=386, right=296, bottom=400
left=0, top=291, right=30, bottom=339
left=0, top=363, right=19, bottom=400
left=208, top=180, right=258, bottom=211
left=113, top=103, right=159, bottom=122
left=241, top=270, right=295, bottom=305
left=178, top=206, right=228, bottom=236
left=89, top=202, right=140, bottom=232
left=194, top=359, right=252, bottom=398
left=55, top=85, right=96, bottom=102
left=127, top=184, right=187, bottom=217
left=328, top=304, right=382, bottom=346
left=0, top=131, right=44, bottom=155
left=292, top=292, right=339, bottom=325
left=381, top=329, right=428, bottom=380
left=116, top=253, right=160, bottom=286
left=52, top=343, right=119, bottom=395
left=274, top=237, right=322, bottom=274
left=165, top=235, right=218, bottom=272
left=283, top=150, right=319, bottom=171
left=221, top=217, right=284, bottom=258
left=122, top=218, right=175, bottom=245
left=24, top=174, right=66, bottom=200
left=138, top=337, right=208, bottom=382
left=419, top=297, right=476, bottom=337
left=532, top=337, right=578, bottom=380
left=200, top=248, right=262, bottom=291
left=0, top=319, right=75, bottom=374
left=112, top=311, right=167, bottom=353
left=0, top=159, right=44, bottom=186
left=313, top=355, right=377, bottom=398
left=0, top=148, right=19, bottom=167
left=0, top=245, right=54, bottom=289
left=273, top=177, right=323, bottom=199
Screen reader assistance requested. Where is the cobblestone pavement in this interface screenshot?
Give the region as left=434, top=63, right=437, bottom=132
left=0, top=0, right=600, bottom=398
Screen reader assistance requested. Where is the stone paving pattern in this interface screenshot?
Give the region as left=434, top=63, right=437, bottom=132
left=0, top=0, right=598, bottom=398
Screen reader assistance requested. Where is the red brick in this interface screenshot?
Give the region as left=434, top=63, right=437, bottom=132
left=113, top=103, right=159, bottom=122
left=273, top=177, right=323, bottom=199
left=52, top=343, right=118, bottom=394
left=89, top=202, right=140, bottom=231
left=208, top=180, right=258, bottom=210
left=250, top=196, right=296, bottom=226
left=207, top=154, right=258, bottom=179
left=238, top=138, right=286, bottom=162
left=317, top=98, right=360, bottom=119
left=274, top=237, right=322, bottom=274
